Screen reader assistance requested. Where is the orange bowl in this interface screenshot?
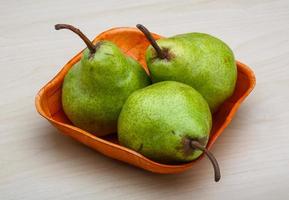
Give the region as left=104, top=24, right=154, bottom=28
left=35, top=27, right=256, bottom=174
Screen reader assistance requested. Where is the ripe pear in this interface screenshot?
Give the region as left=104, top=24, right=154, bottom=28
left=55, top=24, right=150, bottom=136
left=118, top=81, right=220, bottom=182
left=137, top=24, right=237, bottom=112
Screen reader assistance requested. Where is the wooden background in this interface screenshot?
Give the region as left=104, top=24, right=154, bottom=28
left=1, top=0, right=288, bottom=199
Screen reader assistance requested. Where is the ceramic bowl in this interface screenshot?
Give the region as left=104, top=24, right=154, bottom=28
left=35, top=27, right=256, bottom=174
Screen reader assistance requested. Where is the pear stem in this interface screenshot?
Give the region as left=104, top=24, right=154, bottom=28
left=190, top=141, right=221, bottom=182
left=55, top=24, right=96, bottom=54
left=136, top=24, right=166, bottom=59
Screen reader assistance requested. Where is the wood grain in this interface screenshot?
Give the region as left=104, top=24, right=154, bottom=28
left=0, top=0, right=289, bottom=199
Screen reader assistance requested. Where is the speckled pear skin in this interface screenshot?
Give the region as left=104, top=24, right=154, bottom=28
left=146, top=33, right=237, bottom=112
left=118, top=81, right=212, bottom=163
left=62, top=41, right=151, bottom=136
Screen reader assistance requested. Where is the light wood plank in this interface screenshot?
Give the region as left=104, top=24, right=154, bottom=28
left=1, top=0, right=289, bottom=199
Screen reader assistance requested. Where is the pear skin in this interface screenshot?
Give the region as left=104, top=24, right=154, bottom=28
left=118, top=81, right=212, bottom=163
left=137, top=24, right=237, bottom=112
left=56, top=24, right=151, bottom=136
left=118, top=81, right=220, bottom=181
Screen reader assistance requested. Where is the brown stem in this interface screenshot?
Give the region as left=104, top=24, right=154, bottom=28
left=55, top=24, right=96, bottom=54
left=136, top=24, right=166, bottom=59
left=190, top=140, right=221, bottom=182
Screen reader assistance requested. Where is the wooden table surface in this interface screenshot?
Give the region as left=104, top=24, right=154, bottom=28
left=1, top=0, right=289, bottom=199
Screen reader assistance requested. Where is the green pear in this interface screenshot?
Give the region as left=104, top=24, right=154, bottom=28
left=118, top=81, right=220, bottom=182
left=137, top=24, right=237, bottom=112
left=55, top=24, right=151, bottom=136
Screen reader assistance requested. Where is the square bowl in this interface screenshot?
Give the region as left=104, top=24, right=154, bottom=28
left=35, top=27, right=256, bottom=174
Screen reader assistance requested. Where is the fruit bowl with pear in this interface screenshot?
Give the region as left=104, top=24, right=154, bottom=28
left=35, top=24, right=255, bottom=182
